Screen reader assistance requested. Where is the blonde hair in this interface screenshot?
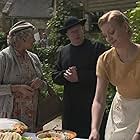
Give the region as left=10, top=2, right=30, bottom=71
left=98, top=10, right=132, bottom=36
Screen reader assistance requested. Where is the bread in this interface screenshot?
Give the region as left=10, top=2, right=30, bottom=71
left=0, top=119, right=28, bottom=134
left=0, top=132, right=22, bottom=140
left=13, top=122, right=28, bottom=134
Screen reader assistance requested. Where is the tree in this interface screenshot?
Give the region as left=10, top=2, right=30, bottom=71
left=46, top=0, right=71, bottom=65
left=33, top=0, right=74, bottom=94
left=126, top=1, right=140, bottom=43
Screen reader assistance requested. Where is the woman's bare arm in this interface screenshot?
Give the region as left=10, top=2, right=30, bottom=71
left=132, top=120, right=140, bottom=140
left=89, top=76, right=109, bottom=140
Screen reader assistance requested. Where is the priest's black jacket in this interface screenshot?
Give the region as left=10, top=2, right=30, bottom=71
left=52, top=39, right=106, bottom=138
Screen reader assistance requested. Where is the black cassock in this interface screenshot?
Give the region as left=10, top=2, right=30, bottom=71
left=52, top=39, right=106, bottom=138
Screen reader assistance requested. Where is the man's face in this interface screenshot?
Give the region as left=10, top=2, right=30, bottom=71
left=66, top=24, right=84, bottom=46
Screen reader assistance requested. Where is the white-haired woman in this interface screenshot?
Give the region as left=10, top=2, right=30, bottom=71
left=0, top=21, right=45, bottom=132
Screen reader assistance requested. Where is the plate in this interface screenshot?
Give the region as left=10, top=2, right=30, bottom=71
left=0, top=118, right=20, bottom=130
left=62, top=130, right=77, bottom=139
left=73, top=138, right=88, bottom=140
left=36, top=129, right=77, bottom=140
left=23, top=132, right=37, bottom=140
left=0, top=118, right=28, bottom=134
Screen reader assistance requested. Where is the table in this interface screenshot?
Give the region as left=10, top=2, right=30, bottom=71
left=73, top=138, right=88, bottom=140
left=24, top=132, right=88, bottom=140
left=23, top=132, right=37, bottom=140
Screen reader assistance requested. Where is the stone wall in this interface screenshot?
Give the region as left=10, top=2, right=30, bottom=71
left=0, top=0, right=49, bottom=33
left=0, top=15, right=49, bottom=33
left=0, top=0, right=7, bottom=31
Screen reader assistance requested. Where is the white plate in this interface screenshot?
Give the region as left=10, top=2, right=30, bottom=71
left=23, top=132, right=37, bottom=140
left=0, top=118, right=21, bottom=130
left=73, top=138, right=88, bottom=140
left=23, top=132, right=88, bottom=140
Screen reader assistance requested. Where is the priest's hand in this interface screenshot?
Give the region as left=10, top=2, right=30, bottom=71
left=64, top=66, right=78, bottom=82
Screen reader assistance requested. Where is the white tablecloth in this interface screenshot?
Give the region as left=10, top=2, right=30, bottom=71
left=24, top=132, right=88, bottom=140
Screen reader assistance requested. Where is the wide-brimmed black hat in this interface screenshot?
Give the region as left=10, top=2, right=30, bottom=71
left=59, top=16, right=86, bottom=34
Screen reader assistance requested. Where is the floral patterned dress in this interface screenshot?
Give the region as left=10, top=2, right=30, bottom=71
left=12, top=51, right=39, bottom=132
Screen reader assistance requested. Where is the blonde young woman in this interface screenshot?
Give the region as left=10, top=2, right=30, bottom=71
left=0, top=21, right=45, bottom=132
left=89, top=10, right=140, bottom=140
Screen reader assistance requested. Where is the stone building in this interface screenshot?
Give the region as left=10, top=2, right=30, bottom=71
left=80, top=0, right=138, bottom=32
left=0, top=0, right=138, bottom=33
left=0, top=0, right=54, bottom=33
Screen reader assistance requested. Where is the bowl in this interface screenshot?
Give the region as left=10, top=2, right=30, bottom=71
left=37, top=131, right=65, bottom=140
left=36, top=129, right=77, bottom=140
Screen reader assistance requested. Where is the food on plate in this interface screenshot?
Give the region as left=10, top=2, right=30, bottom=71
left=63, top=130, right=77, bottom=139
left=22, top=136, right=32, bottom=140
left=40, top=137, right=61, bottom=140
left=37, top=132, right=65, bottom=140
left=13, top=122, right=28, bottom=134
left=36, top=130, right=77, bottom=140
left=0, top=118, right=28, bottom=134
left=0, top=131, right=32, bottom=140
left=0, top=119, right=30, bottom=140
left=0, top=132, right=21, bottom=140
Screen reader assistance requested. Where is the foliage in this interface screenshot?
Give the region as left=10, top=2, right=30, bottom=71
left=42, top=0, right=76, bottom=94
left=0, top=32, right=7, bottom=50
left=32, top=0, right=73, bottom=94
left=125, top=1, right=140, bottom=43
left=32, top=44, right=52, bottom=83
left=46, top=0, right=71, bottom=64
left=106, top=84, right=116, bottom=113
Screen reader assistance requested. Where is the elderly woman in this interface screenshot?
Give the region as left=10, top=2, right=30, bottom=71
left=0, top=21, right=45, bottom=132
left=89, top=10, right=140, bottom=140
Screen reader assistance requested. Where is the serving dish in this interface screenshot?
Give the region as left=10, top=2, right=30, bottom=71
left=0, top=118, right=28, bottom=134
left=0, top=118, right=30, bottom=140
left=36, top=129, right=77, bottom=140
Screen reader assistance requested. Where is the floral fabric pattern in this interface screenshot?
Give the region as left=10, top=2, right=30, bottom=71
left=12, top=51, right=38, bottom=132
